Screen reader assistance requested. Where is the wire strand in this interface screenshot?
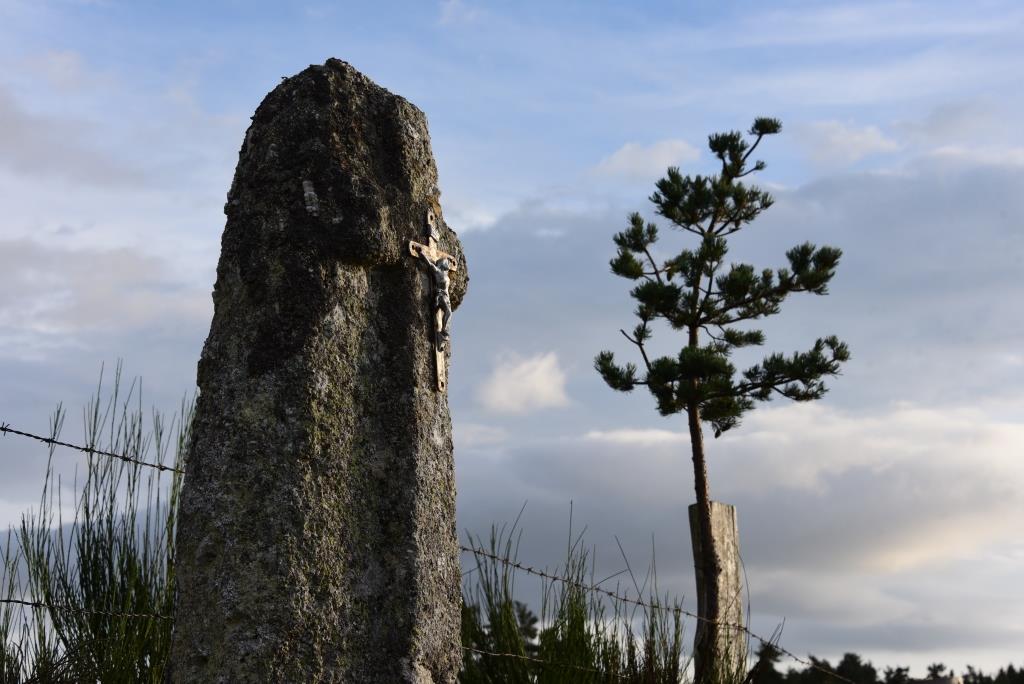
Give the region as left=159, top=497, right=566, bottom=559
left=0, top=422, right=183, bottom=474
left=461, top=645, right=623, bottom=677
left=0, top=597, right=171, bottom=621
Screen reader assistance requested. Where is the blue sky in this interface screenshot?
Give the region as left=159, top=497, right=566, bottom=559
left=1, top=0, right=1023, bottom=674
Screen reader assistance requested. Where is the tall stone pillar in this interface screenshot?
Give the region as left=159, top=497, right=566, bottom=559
left=168, top=59, right=468, bottom=683
left=688, top=501, right=746, bottom=678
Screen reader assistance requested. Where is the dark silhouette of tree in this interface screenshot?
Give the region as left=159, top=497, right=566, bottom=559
left=837, top=653, right=878, bottom=684
left=750, top=642, right=785, bottom=684
left=994, top=665, right=1024, bottom=684
left=459, top=600, right=540, bottom=682
left=770, top=655, right=1024, bottom=684
left=884, top=666, right=910, bottom=684
left=965, top=666, right=995, bottom=684
left=513, top=600, right=539, bottom=657
left=596, top=117, right=849, bottom=682
left=785, top=656, right=837, bottom=684
left=997, top=665, right=1023, bottom=684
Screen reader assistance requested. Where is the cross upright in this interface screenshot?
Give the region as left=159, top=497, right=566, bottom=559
left=408, top=209, right=459, bottom=392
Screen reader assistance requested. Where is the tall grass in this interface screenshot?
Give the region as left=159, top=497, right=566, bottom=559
left=460, top=517, right=691, bottom=683
left=0, top=368, right=190, bottom=682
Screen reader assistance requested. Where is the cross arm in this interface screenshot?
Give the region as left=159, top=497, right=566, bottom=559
left=408, top=240, right=458, bottom=271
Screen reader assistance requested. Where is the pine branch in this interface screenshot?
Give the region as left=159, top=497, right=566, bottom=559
left=620, top=328, right=653, bottom=372
left=728, top=336, right=850, bottom=402
left=642, top=246, right=665, bottom=284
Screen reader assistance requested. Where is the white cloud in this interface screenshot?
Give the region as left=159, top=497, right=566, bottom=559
left=25, top=50, right=91, bottom=92
left=438, top=0, right=480, bottom=26
left=722, top=4, right=1022, bottom=48
left=926, top=144, right=1024, bottom=168
left=478, top=351, right=569, bottom=414
left=594, top=140, right=699, bottom=180
left=798, top=120, right=901, bottom=166
left=718, top=402, right=1024, bottom=492
left=442, top=196, right=501, bottom=231
left=713, top=47, right=1020, bottom=108
left=705, top=401, right=1024, bottom=577
left=584, top=428, right=687, bottom=446
left=455, top=422, right=509, bottom=449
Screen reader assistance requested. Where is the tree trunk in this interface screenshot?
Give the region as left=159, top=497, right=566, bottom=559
left=688, top=400, right=722, bottom=684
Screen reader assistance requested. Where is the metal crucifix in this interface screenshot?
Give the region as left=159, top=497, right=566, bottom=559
left=408, top=209, right=458, bottom=392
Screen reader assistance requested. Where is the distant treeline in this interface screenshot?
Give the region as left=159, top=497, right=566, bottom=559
left=461, top=587, right=1023, bottom=684
left=750, top=646, right=1023, bottom=684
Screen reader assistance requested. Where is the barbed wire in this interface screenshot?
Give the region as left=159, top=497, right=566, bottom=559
left=461, top=645, right=624, bottom=678
left=460, top=543, right=690, bottom=618
left=0, top=597, right=171, bottom=621
left=459, top=543, right=857, bottom=684
left=0, top=422, right=183, bottom=474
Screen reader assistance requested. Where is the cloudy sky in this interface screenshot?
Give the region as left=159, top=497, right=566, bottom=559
left=1, top=0, right=1022, bottom=674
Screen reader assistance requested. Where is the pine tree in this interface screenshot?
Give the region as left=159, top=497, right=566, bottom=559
left=595, top=117, right=849, bottom=681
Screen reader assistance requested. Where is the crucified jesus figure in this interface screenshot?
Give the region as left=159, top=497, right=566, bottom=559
left=408, top=209, right=459, bottom=392
left=419, top=251, right=452, bottom=350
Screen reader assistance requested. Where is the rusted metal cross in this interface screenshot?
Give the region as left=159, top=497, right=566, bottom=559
left=408, top=209, right=458, bottom=392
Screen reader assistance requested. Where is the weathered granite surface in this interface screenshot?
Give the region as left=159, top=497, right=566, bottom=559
left=168, top=58, right=467, bottom=683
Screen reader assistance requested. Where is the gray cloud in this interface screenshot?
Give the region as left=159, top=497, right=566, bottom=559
left=451, top=151, right=1024, bottom=425
left=456, top=398, right=1024, bottom=665
left=1, top=135, right=1010, bottom=667
left=0, top=237, right=206, bottom=523
left=0, top=86, right=145, bottom=186
left=449, top=148, right=1024, bottom=668
left=794, top=120, right=901, bottom=168
left=0, top=238, right=210, bottom=361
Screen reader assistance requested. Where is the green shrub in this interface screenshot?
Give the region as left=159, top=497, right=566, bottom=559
left=0, top=368, right=189, bottom=682
left=460, top=519, right=688, bottom=683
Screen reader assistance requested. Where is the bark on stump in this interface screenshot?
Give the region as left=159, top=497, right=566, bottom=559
left=688, top=501, right=745, bottom=678
left=168, top=58, right=467, bottom=683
